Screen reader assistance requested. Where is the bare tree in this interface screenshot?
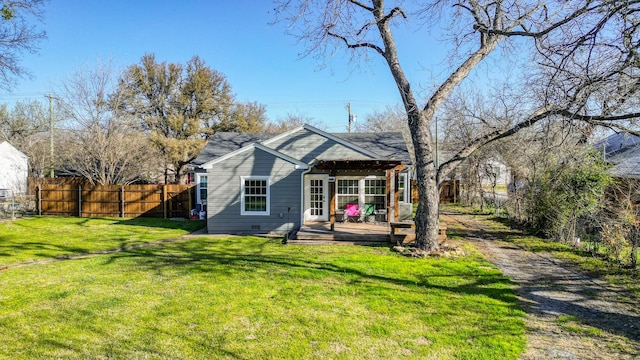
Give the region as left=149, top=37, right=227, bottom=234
left=0, top=100, right=49, bottom=177
left=56, top=63, right=158, bottom=185
left=263, top=112, right=326, bottom=132
left=0, top=0, right=46, bottom=89
left=275, top=0, right=640, bottom=250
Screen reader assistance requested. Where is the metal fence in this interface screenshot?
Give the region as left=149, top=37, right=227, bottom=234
left=0, top=191, right=35, bottom=219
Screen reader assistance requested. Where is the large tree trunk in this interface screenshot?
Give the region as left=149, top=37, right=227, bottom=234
left=408, top=110, right=440, bottom=251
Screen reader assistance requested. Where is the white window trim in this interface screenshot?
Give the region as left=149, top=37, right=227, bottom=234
left=240, top=176, right=270, bottom=216
left=196, top=174, right=208, bottom=205
left=335, top=176, right=387, bottom=210
left=398, top=172, right=410, bottom=203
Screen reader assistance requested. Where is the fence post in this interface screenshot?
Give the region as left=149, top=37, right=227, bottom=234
left=163, top=185, right=167, bottom=219
left=37, top=186, right=42, bottom=215
left=78, top=185, right=82, bottom=217
left=121, top=186, right=125, bottom=218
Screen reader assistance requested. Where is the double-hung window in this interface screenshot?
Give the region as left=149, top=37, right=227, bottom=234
left=364, top=178, right=386, bottom=210
left=199, top=176, right=208, bottom=203
left=336, top=179, right=359, bottom=210
left=241, top=176, right=270, bottom=215
left=397, top=173, right=409, bottom=203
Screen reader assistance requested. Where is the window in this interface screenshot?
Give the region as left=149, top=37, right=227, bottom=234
left=397, top=173, right=409, bottom=203
left=337, top=179, right=359, bottom=209
left=199, top=176, right=208, bottom=202
left=364, top=178, right=386, bottom=210
left=241, top=176, right=270, bottom=215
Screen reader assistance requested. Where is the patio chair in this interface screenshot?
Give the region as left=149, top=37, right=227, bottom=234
left=345, top=203, right=360, bottom=222
left=363, top=203, right=376, bottom=222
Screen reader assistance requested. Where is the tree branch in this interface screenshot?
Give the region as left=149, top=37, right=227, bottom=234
left=438, top=107, right=640, bottom=184
left=326, top=30, right=384, bottom=55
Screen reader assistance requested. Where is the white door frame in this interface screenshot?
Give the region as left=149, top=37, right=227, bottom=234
left=304, top=174, right=328, bottom=222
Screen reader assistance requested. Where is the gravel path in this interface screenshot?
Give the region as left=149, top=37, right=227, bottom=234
left=441, top=212, right=640, bottom=359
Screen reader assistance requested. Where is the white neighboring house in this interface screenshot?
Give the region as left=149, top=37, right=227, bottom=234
left=0, top=141, right=29, bottom=196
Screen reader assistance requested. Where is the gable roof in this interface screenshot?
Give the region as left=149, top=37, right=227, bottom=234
left=0, top=141, right=28, bottom=160
left=199, top=142, right=309, bottom=169
left=245, top=124, right=383, bottom=160
left=192, top=124, right=411, bottom=169
left=594, top=132, right=640, bottom=178
left=191, top=132, right=275, bottom=166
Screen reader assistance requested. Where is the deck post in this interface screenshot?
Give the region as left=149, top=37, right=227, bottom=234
left=329, top=175, right=336, bottom=231
left=394, top=170, right=400, bottom=222
left=386, top=170, right=391, bottom=224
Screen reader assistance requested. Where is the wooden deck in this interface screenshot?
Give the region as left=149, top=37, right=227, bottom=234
left=291, top=221, right=392, bottom=244
left=290, top=220, right=446, bottom=246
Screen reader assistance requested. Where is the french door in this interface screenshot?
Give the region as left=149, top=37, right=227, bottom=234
left=304, top=175, right=328, bottom=221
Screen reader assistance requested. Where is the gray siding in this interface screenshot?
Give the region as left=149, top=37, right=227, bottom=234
left=206, top=147, right=302, bottom=234
left=268, top=129, right=373, bottom=163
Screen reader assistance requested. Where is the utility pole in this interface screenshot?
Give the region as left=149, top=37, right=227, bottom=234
left=347, top=102, right=356, bottom=133
left=45, top=94, right=55, bottom=178
left=347, top=102, right=351, bottom=133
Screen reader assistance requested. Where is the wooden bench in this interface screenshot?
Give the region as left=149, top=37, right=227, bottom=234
left=390, top=221, right=447, bottom=244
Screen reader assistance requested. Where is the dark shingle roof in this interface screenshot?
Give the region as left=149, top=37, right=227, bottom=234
left=594, top=132, right=640, bottom=157
left=594, top=132, right=640, bottom=178
left=333, top=132, right=411, bottom=164
left=191, top=128, right=412, bottom=166
left=191, top=132, right=275, bottom=166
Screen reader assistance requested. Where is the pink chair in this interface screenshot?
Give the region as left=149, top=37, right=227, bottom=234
left=345, top=203, right=360, bottom=222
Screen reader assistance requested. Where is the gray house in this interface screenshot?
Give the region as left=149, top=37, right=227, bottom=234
left=190, top=124, right=412, bottom=235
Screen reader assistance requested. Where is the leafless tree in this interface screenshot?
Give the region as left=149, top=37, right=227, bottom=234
left=0, top=100, right=50, bottom=177
left=275, top=0, right=640, bottom=250
left=0, top=0, right=46, bottom=89
left=55, top=62, right=158, bottom=185
left=263, top=112, right=326, bottom=132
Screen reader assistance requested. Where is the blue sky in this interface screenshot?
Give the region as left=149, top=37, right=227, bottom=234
left=2, top=0, right=456, bottom=132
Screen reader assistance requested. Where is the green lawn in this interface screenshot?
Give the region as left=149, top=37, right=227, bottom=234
left=0, top=217, right=205, bottom=265
left=0, top=217, right=526, bottom=359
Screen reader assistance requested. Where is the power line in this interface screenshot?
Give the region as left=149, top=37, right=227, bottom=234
left=0, top=92, right=49, bottom=100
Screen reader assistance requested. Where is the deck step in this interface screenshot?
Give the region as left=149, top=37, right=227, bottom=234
left=287, top=239, right=391, bottom=246
left=294, top=234, right=391, bottom=242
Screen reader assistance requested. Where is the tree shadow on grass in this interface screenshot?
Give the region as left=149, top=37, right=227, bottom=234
left=115, top=217, right=205, bottom=232
left=104, top=237, right=522, bottom=310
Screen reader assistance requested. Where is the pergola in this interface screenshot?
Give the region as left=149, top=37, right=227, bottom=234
left=311, top=159, right=407, bottom=231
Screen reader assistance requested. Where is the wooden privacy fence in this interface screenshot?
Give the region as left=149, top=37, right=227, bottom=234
left=36, top=184, right=195, bottom=218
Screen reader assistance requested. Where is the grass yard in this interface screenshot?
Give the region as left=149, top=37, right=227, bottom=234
left=0, top=217, right=526, bottom=359
left=0, top=217, right=205, bottom=265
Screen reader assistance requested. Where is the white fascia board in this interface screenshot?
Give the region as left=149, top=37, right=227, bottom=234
left=300, top=124, right=384, bottom=159
left=200, top=142, right=308, bottom=170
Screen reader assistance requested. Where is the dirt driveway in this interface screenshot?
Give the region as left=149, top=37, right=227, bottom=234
left=441, top=212, right=640, bottom=359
